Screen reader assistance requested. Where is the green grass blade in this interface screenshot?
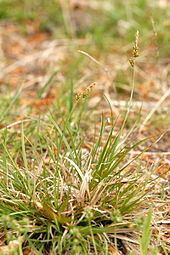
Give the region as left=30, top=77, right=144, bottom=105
left=140, top=209, right=152, bottom=255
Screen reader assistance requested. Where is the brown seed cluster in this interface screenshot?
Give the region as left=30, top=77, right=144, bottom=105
left=129, top=30, right=140, bottom=67
left=75, top=82, right=96, bottom=101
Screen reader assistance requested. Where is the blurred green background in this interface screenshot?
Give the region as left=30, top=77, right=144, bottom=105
left=0, top=0, right=169, bottom=54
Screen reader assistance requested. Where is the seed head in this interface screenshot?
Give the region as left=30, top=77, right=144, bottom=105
left=75, top=82, right=96, bottom=102
left=129, top=30, right=140, bottom=67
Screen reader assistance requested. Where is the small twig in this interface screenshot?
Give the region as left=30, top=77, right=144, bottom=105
left=0, top=119, right=33, bottom=130
left=78, top=50, right=108, bottom=72
left=130, top=151, right=170, bottom=156
left=140, top=88, right=170, bottom=131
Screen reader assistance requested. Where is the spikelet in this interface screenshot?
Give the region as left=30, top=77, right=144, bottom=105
left=75, top=82, right=96, bottom=101
left=129, top=30, right=140, bottom=67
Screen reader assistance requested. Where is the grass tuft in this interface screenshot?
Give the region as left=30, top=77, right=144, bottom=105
left=0, top=101, right=154, bottom=254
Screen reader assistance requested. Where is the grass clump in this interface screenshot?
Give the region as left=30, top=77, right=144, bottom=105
left=0, top=97, right=153, bottom=254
